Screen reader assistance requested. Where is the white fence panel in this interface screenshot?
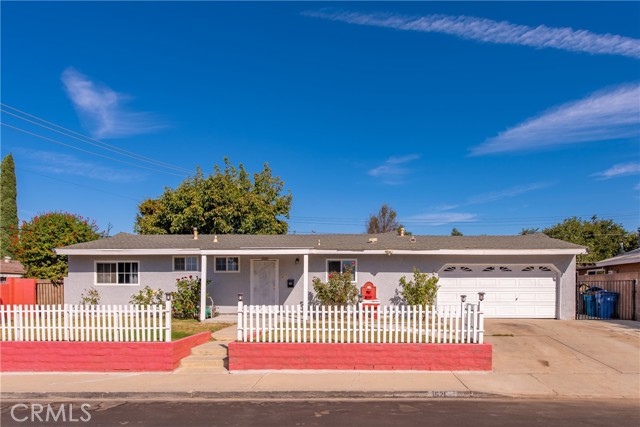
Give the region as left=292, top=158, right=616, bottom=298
left=237, top=302, right=484, bottom=345
left=0, top=303, right=172, bottom=342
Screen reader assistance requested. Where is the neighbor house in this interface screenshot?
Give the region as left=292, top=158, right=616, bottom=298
left=56, top=231, right=585, bottom=320
left=0, top=257, right=25, bottom=284
left=593, top=248, right=640, bottom=276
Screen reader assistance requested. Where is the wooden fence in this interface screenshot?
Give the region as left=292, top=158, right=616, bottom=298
left=237, top=302, right=484, bottom=344
left=0, top=303, right=172, bottom=342
left=36, top=281, right=64, bottom=305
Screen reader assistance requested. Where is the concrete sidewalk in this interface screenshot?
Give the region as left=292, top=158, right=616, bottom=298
left=1, top=319, right=639, bottom=400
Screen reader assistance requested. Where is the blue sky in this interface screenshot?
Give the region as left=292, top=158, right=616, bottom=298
left=2, top=1, right=639, bottom=236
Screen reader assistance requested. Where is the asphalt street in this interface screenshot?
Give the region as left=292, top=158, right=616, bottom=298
left=2, top=399, right=639, bottom=427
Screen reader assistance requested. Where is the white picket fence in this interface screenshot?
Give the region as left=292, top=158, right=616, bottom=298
left=237, top=302, right=484, bottom=344
left=0, top=303, right=172, bottom=342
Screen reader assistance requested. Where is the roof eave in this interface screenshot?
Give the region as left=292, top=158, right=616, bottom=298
left=596, top=256, right=640, bottom=268
left=56, top=248, right=586, bottom=256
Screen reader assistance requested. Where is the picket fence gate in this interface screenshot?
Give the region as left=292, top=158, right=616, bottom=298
left=0, top=303, right=172, bottom=342
left=237, top=302, right=484, bottom=344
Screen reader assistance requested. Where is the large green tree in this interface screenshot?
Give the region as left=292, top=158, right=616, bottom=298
left=0, top=153, right=18, bottom=258
left=135, top=158, right=292, bottom=234
left=13, top=212, right=103, bottom=283
left=366, top=204, right=400, bottom=234
left=543, top=216, right=638, bottom=264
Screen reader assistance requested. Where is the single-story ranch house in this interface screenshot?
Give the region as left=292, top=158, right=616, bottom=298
left=56, top=231, right=586, bottom=320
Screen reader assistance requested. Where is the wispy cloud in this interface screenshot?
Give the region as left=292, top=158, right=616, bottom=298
left=437, top=182, right=549, bottom=211
left=593, top=162, right=640, bottom=180
left=21, top=149, right=142, bottom=183
left=61, top=67, right=165, bottom=139
left=304, top=10, right=640, bottom=59
left=406, top=212, right=477, bottom=226
left=466, top=182, right=550, bottom=206
left=471, top=84, right=640, bottom=156
left=368, top=154, right=420, bottom=184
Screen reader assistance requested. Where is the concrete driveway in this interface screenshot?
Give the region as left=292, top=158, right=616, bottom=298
left=485, top=319, right=639, bottom=374
left=455, top=318, right=640, bottom=398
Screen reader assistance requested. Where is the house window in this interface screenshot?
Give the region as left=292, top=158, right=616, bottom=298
left=174, top=256, right=199, bottom=272
left=327, top=259, right=357, bottom=282
left=96, top=262, right=139, bottom=285
left=215, top=257, right=240, bottom=272
left=0, top=276, right=6, bottom=284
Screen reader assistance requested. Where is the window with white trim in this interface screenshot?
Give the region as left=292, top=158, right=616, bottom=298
left=327, top=259, right=357, bottom=282
left=96, top=262, right=139, bottom=285
left=174, top=256, right=199, bottom=272
left=215, top=257, right=239, bottom=272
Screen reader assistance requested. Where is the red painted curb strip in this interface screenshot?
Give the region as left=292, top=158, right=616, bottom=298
left=228, top=342, right=492, bottom=371
left=0, top=332, right=211, bottom=372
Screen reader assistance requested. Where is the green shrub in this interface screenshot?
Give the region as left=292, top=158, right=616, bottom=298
left=79, top=287, right=100, bottom=305
left=130, top=286, right=165, bottom=305
left=312, top=267, right=359, bottom=305
left=172, top=276, right=208, bottom=319
left=399, top=267, right=440, bottom=308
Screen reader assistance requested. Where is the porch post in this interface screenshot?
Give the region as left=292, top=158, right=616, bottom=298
left=303, top=254, right=309, bottom=318
left=200, top=255, right=208, bottom=321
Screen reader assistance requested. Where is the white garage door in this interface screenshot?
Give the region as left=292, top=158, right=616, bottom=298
left=437, top=265, right=558, bottom=318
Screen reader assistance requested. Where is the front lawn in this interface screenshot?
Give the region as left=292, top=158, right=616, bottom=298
left=171, top=319, right=233, bottom=341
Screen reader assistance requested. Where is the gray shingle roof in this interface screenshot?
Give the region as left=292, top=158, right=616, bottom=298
left=59, top=232, right=585, bottom=251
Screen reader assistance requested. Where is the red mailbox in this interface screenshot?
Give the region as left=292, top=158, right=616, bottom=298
left=361, top=282, right=380, bottom=319
left=362, top=282, right=377, bottom=300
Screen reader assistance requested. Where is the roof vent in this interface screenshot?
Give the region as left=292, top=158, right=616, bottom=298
left=409, top=236, right=416, bottom=243
left=317, top=239, right=321, bottom=246
left=193, top=227, right=198, bottom=240
left=368, top=237, right=378, bottom=244
left=213, top=235, right=218, bottom=243
left=3, top=256, right=10, bottom=263
left=398, top=227, right=405, bottom=237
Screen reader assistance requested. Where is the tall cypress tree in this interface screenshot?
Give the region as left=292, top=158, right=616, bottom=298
left=0, top=153, right=18, bottom=258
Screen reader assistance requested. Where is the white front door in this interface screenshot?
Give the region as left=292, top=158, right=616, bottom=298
left=437, top=264, right=558, bottom=318
left=250, top=260, right=278, bottom=305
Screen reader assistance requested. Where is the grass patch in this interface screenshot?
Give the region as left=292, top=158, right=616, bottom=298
left=171, top=319, right=233, bottom=341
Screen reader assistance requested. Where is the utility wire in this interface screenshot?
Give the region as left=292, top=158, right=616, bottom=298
left=289, top=212, right=638, bottom=223
left=1, top=122, right=186, bottom=177
left=1, top=103, right=193, bottom=174
left=14, top=166, right=140, bottom=202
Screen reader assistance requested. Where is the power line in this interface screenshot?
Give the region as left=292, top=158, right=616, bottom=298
left=289, top=212, right=638, bottom=224
left=1, top=103, right=193, bottom=174
left=287, top=212, right=639, bottom=227
left=1, top=122, right=187, bottom=177
left=15, top=166, right=139, bottom=202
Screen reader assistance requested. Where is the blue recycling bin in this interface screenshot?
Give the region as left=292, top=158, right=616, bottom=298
left=595, top=291, right=619, bottom=319
left=583, top=294, right=597, bottom=316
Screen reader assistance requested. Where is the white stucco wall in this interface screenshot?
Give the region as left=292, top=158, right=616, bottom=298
left=64, top=255, right=203, bottom=306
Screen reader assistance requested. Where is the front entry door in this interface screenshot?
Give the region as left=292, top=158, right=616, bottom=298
left=251, top=260, right=278, bottom=305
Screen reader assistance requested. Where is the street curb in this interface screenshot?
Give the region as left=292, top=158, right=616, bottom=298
left=0, top=390, right=505, bottom=401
